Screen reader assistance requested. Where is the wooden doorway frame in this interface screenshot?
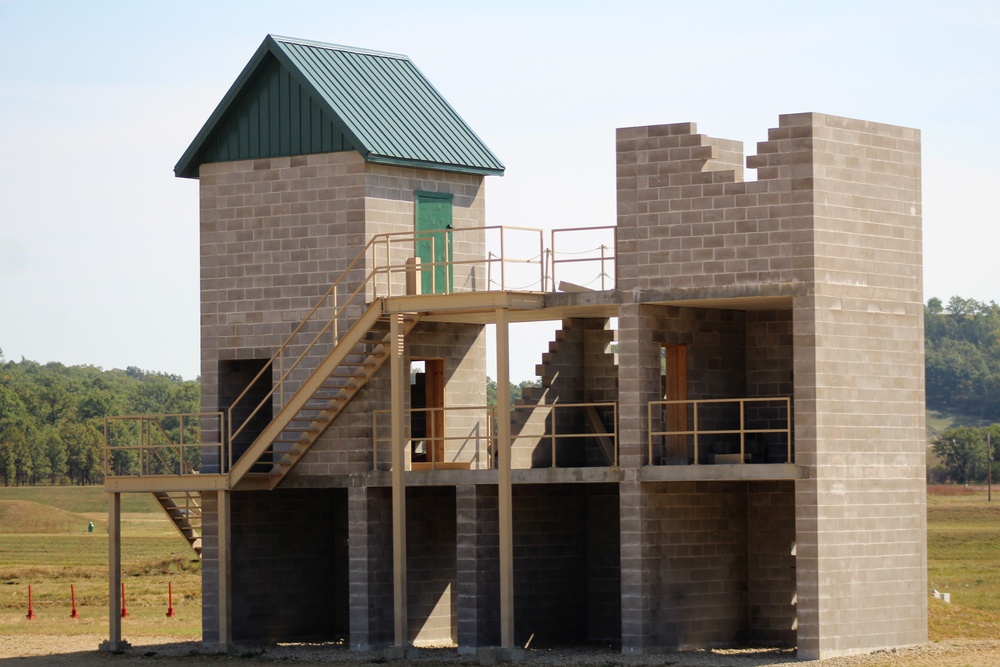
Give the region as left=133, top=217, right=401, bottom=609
left=410, top=358, right=445, bottom=465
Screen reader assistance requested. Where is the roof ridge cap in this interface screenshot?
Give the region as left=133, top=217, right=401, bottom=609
left=268, top=34, right=410, bottom=61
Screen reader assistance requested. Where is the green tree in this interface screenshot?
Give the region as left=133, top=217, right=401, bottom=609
left=40, top=425, right=67, bottom=484
left=933, top=426, right=989, bottom=484
left=61, top=422, right=104, bottom=485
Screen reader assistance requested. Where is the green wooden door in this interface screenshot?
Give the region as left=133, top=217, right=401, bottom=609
left=415, top=191, right=454, bottom=294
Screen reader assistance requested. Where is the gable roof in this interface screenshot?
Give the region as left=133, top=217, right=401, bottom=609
left=175, top=35, right=504, bottom=178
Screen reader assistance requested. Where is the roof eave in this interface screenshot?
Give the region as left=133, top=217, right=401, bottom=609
left=366, top=154, right=504, bottom=177
left=174, top=36, right=281, bottom=179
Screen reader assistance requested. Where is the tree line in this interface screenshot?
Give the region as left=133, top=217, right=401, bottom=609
left=925, top=296, right=1000, bottom=483
left=3, top=294, right=1000, bottom=486
left=0, top=350, right=198, bottom=486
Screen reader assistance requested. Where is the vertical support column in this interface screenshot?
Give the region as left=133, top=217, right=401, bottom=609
left=619, top=481, right=649, bottom=653
left=99, top=492, right=129, bottom=652
left=216, top=490, right=232, bottom=652
left=390, top=313, right=408, bottom=648
left=348, top=486, right=373, bottom=650
left=495, top=308, right=514, bottom=648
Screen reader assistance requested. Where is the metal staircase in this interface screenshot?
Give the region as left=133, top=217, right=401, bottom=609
left=153, top=491, right=203, bottom=558
left=228, top=302, right=420, bottom=489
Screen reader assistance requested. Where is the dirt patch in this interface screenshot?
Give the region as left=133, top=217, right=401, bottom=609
left=2, top=636, right=1000, bottom=666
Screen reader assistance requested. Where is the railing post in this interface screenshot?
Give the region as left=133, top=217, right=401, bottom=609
left=613, top=402, right=619, bottom=466
left=600, top=244, right=607, bottom=291
left=550, top=408, right=557, bottom=468
left=646, top=403, right=653, bottom=465
left=332, top=288, right=339, bottom=348
left=499, top=230, right=506, bottom=291
left=739, top=399, right=746, bottom=464
left=786, top=397, right=793, bottom=463
left=692, top=402, right=700, bottom=465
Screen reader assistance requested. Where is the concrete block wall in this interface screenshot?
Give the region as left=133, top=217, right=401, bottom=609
left=616, top=121, right=812, bottom=293
left=200, top=151, right=486, bottom=466
left=511, top=484, right=620, bottom=646
left=364, top=164, right=486, bottom=296
left=290, top=320, right=487, bottom=477
left=200, top=492, right=222, bottom=644
left=620, top=304, right=747, bottom=464
left=456, top=485, right=500, bottom=649
left=454, top=484, right=620, bottom=649
left=347, top=486, right=394, bottom=650
left=746, top=310, right=794, bottom=461
left=201, top=489, right=350, bottom=644
left=617, top=304, right=665, bottom=469
left=199, top=152, right=367, bottom=430
left=586, top=485, right=622, bottom=642
left=229, top=489, right=348, bottom=642
left=512, top=318, right=617, bottom=467
left=615, top=113, right=924, bottom=658
left=643, top=481, right=750, bottom=648
left=748, top=481, right=797, bottom=646
left=790, top=113, right=925, bottom=658
left=406, top=487, right=458, bottom=645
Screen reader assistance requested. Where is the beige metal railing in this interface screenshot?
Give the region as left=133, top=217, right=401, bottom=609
left=550, top=226, right=617, bottom=291
left=372, top=401, right=619, bottom=471
left=227, top=225, right=548, bottom=472
left=510, top=401, right=619, bottom=467
left=372, top=405, right=495, bottom=470
left=103, top=413, right=223, bottom=477
left=104, top=223, right=620, bottom=478
left=647, top=397, right=792, bottom=465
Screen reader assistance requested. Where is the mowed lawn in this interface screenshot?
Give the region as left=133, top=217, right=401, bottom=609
left=0, top=486, right=201, bottom=638
left=0, top=485, right=997, bottom=643
left=927, top=486, right=1000, bottom=640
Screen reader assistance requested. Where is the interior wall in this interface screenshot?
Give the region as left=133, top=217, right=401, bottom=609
left=407, top=486, right=458, bottom=645
left=229, top=488, right=349, bottom=642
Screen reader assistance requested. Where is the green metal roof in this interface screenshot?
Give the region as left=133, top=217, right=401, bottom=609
left=175, top=35, right=504, bottom=179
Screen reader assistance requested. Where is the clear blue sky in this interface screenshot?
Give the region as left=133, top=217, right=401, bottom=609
left=1, top=0, right=997, bottom=381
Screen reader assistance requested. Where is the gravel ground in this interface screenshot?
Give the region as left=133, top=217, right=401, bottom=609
left=3, top=636, right=1000, bottom=667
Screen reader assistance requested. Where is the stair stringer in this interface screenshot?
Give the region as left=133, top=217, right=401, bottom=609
left=227, top=300, right=422, bottom=489
left=153, top=491, right=203, bottom=558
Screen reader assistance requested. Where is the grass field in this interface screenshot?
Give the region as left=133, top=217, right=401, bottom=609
left=0, top=485, right=997, bottom=645
left=0, top=486, right=201, bottom=640
left=927, top=485, right=1000, bottom=639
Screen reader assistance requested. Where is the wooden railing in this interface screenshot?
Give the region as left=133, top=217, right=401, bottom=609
left=647, top=397, right=792, bottom=465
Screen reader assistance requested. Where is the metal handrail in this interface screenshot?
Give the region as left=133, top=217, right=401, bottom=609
left=550, top=226, right=617, bottom=291
left=646, top=396, right=792, bottom=465
left=372, top=405, right=495, bottom=470
left=103, top=413, right=223, bottom=477
left=372, top=401, right=619, bottom=471
left=103, top=223, right=620, bottom=478
left=510, top=401, right=618, bottom=467
left=226, top=225, right=548, bottom=473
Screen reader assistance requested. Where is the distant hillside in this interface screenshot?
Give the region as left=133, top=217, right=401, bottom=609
left=0, top=354, right=199, bottom=487
left=0, top=499, right=104, bottom=534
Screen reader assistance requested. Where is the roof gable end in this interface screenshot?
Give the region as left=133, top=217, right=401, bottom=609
left=175, top=35, right=504, bottom=179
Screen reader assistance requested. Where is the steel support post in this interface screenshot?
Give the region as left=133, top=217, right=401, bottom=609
left=390, top=313, right=408, bottom=647
left=99, top=492, right=129, bottom=652
left=496, top=308, right=514, bottom=647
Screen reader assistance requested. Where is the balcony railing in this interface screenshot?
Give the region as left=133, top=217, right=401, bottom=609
left=103, top=223, right=620, bottom=480
left=372, top=401, right=619, bottom=471
left=647, top=397, right=792, bottom=465
left=103, top=413, right=223, bottom=478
